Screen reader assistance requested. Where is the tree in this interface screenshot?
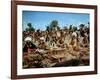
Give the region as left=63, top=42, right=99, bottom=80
left=79, top=24, right=85, bottom=28
left=73, top=26, right=77, bottom=31
left=69, top=25, right=73, bottom=30
left=25, top=23, right=35, bottom=32
left=27, top=23, right=32, bottom=28
left=25, top=28, right=29, bottom=32
left=46, top=26, right=50, bottom=31
left=50, top=20, right=58, bottom=27
left=49, top=20, right=60, bottom=30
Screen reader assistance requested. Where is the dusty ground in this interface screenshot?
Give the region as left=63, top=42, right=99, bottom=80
left=23, top=46, right=89, bottom=68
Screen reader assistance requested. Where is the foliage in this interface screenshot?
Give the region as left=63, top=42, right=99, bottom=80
left=69, top=25, right=73, bottom=30
left=73, top=26, right=77, bottom=31
left=79, top=24, right=85, bottom=27
left=46, top=20, right=60, bottom=31
left=25, top=23, right=35, bottom=32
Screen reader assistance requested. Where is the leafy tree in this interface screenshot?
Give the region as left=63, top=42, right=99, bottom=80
left=46, top=26, right=50, bottom=31
left=50, top=20, right=58, bottom=27
left=25, top=23, right=35, bottom=32
left=27, top=23, right=32, bottom=28
left=79, top=24, right=85, bottom=28
left=25, top=28, right=29, bottom=32
left=49, top=20, right=60, bottom=30
left=73, top=26, right=77, bottom=31
left=69, top=25, right=73, bottom=30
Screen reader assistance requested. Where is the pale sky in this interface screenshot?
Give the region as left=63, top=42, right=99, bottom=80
left=22, top=11, right=89, bottom=31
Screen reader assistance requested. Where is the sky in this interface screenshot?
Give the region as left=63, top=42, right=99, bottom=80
left=22, top=11, right=90, bottom=31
